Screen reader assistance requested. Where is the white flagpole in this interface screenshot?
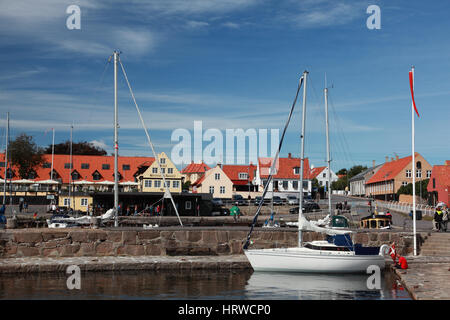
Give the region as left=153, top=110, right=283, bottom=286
left=411, top=66, right=417, bottom=256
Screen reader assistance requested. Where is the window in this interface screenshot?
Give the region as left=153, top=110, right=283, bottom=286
left=209, top=186, right=215, bottom=194
left=172, top=181, right=179, bottom=188
left=220, top=186, right=225, bottom=194
left=406, top=170, right=411, bottom=178
left=152, top=167, right=158, bottom=174
left=63, top=198, right=71, bottom=206
left=293, top=181, right=298, bottom=190
left=161, top=168, right=165, bottom=174
left=164, top=180, right=170, bottom=188
left=154, top=180, right=161, bottom=188
left=144, top=180, right=152, bottom=188
left=168, top=168, right=173, bottom=174
left=282, top=181, right=288, bottom=189
left=433, top=178, right=436, bottom=189
left=185, top=201, right=192, bottom=210
left=416, top=169, right=422, bottom=178
left=294, top=167, right=300, bottom=174
left=323, top=173, right=326, bottom=178
left=239, top=173, right=248, bottom=180
left=42, top=162, right=51, bottom=168
left=122, top=164, right=130, bottom=171
left=215, top=173, right=220, bottom=180
left=160, top=158, right=166, bottom=164
left=71, top=172, right=80, bottom=180
left=102, top=164, right=110, bottom=170
left=81, top=163, right=89, bottom=169
left=64, top=163, right=72, bottom=169
left=93, top=172, right=101, bottom=181
left=426, top=170, right=432, bottom=178
left=80, top=198, right=88, bottom=206
left=28, top=171, right=36, bottom=179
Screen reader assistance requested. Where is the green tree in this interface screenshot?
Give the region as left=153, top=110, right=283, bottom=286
left=397, top=179, right=430, bottom=200
left=9, top=133, right=44, bottom=179
left=45, top=141, right=107, bottom=155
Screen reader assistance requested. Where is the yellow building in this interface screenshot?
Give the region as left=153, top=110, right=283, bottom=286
left=58, top=193, right=93, bottom=213
left=191, top=165, right=233, bottom=199
left=137, top=152, right=182, bottom=193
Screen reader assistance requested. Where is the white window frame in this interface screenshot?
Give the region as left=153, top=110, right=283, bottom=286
left=168, top=168, right=173, bottom=174
left=80, top=198, right=88, bottom=206
left=406, top=170, right=411, bottom=178
left=63, top=198, right=71, bottom=206
left=152, top=167, right=158, bottom=174
left=144, top=180, right=152, bottom=188
left=416, top=169, right=422, bottom=178
left=160, top=158, right=166, bottom=164
left=209, top=186, right=214, bottom=194
left=426, top=170, right=432, bottom=178
left=154, top=180, right=161, bottom=188
left=172, top=181, right=179, bottom=188
left=238, top=172, right=248, bottom=180
left=220, top=186, right=225, bottom=194
left=215, top=173, right=220, bottom=180
left=185, top=201, right=192, bottom=210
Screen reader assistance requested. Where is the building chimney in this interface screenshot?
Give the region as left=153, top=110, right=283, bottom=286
left=391, top=157, right=394, bottom=162
left=217, top=163, right=222, bottom=168
left=288, top=153, right=292, bottom=159
left=395, top=155, right=399, bottom=161
left=372, top=160, right=376, bottom=168
left=385, top=156, right=389, bottom=163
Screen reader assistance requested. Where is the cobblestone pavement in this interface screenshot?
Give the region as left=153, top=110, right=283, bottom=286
left=392, top=256, right=450, bottom=300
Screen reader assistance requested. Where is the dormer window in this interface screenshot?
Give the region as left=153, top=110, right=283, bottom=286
left=294, top=167, right=300, bottom=174
left=160, top=158, right=166, bottom=164
left=92, top=171, right=102, bottom=181
left=71, top=171, right=80, bottom=181
left=239, top=173, right=248, bottom=180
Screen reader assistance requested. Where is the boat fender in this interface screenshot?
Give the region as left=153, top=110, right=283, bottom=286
left=379, top=244, right=390, bottom=256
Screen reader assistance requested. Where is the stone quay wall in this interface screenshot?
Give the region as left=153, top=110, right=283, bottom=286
left=0, top=228, right=424, bottom=259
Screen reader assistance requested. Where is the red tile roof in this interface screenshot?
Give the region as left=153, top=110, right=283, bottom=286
left=222, top=164, right=257, bottom=185
left=0, top=153, right=154, bottom=183
left=427, top=163, right=450, bottom=192
left=366, top=155, right=412, bottom=185
left=181, top=162, right=211, bottom=174
left=191, top=175, right=206, bottom=187
left=310, top=166, right=327, bottom=179
left=258, top=157, right=312, bottom=180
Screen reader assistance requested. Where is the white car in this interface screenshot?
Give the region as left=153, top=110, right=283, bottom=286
left=287, top=196, right=299, bottom=205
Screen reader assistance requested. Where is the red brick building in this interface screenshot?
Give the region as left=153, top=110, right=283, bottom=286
left=427, top=160, right=450, bottom=206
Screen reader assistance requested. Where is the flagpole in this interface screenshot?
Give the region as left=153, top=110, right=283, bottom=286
left=411, top=66, right=417, bottom=256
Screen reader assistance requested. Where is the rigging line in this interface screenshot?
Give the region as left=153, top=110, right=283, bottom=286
left=328, top=93, right=355, bottom=168
left=243, top=74, right=304, bottom=250
left=118, top=58, right=184, bottom=227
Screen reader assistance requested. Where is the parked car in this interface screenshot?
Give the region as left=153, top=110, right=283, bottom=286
left=272, top=196, right=283, bottom=206
left=232, top=194, right=246, bottom=206
left=287, top=195, right=299, bottom=205
left=212, top=198, right=223, bottom=206
left=254, top=196, right=265, bottom=206
left=211, top=207, right=230, bottom=216
left=289, top=202, right=320, bottom=214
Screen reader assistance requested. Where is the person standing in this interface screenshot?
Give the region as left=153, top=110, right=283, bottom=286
left=434, top=206, right=444, bottom=232
left=230, top=205, right=241, bottom=222
left=442, top=206, right=449, bottom=232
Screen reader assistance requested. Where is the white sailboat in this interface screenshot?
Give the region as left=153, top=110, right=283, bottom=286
left=244, top=71, right=388, bottom=273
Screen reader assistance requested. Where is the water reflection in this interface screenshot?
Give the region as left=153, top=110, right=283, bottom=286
left=0, top=270, right=410, bottom=300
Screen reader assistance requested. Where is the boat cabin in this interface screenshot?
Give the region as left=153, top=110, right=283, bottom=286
left=360, top=215, right=392, bottom=229
left=331, top=215, right=350, bottom=228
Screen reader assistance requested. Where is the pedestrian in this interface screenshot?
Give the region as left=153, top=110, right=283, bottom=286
left=434, top=206, right=444, bottom=232
left=134, top=204, right=138, bottom=216
left=395, top=255, right=408, bottom=269
left=0, top=204, right=6, bottom=228
left=442, top=206, right=449, bottom=232
left=19, top=201, right=23, bottom=213
left=23, top=201, right=28, bottom=213
left=230, top=204, right=241, bottom=222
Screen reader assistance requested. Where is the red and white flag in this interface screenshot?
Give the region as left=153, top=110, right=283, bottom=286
left=409, top=71, right=420, bottom=117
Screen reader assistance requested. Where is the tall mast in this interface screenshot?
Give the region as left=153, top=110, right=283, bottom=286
left=68, top=124, right=73, bottom=210
left=324, top=85, right=332, bottom=217
left=3, top=112, right=9, bottom=205
left=411, top=66, right=417, bottom=256
left=113, top=50, right=119, bottom=228
left=50, top=128, right=55, bottom=181
left=298, top=70, right=308, bottom=247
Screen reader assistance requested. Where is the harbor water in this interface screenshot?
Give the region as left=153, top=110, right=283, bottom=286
left=0, top=269, right=411, bottom=300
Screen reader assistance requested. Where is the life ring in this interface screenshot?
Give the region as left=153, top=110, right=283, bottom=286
left=379, top=244, right=390, bottom=256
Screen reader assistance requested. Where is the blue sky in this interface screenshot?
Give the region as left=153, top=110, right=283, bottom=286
left=0, top=0, right=448, bottom=172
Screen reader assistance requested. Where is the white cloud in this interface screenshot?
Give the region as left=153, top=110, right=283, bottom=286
left=222, top=22, right=240, bottom=29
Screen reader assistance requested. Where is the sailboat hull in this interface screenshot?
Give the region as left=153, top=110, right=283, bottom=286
left=244, top=247, right=386, bottom=273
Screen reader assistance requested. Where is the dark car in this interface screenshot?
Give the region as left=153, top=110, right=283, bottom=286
left=232, top=194, right=246, bottom=206
left=254, top=196, right=265, bottom=206
left=289, top=202, right=320, bottom=214
left=212, top=198, right=224, bottom=206
left=272, top=196, right=283, bottom=206
left=212, top=207, right=230, bottom=216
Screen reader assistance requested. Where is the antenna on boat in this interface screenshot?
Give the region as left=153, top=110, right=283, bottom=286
left=113, top=50, right=120, bottom=228
left=324, top=77, right=332, bottom=218
left=298, top=70, right=308, bottom=247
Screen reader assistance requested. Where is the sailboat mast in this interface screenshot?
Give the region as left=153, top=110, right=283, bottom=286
left=69, top=124, right=73, bottom=210
left=298, top=70, right=308, bottom=247
left=113, top=50, right=119, bottom=228
left=324, top=86, right=332, bottom=217
left=3, top=112, right=9, bottom=205
left=50, top=128, right=55, bottom=181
